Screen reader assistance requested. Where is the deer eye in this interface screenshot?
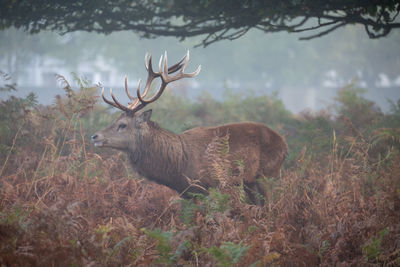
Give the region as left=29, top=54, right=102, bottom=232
left=118, top=123, right=127, bottom=130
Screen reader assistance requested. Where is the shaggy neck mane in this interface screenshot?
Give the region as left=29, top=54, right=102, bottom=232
left=128, top=121, right=187, bottom=185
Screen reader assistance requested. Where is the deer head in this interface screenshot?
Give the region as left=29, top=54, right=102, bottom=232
left=91, top=51, right=201, bottom=150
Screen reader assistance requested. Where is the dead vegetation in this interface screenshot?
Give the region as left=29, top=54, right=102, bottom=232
left=0, top=79, right=399, bottom=266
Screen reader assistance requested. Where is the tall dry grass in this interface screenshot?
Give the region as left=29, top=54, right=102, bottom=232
left=0, top=78, right=399, bottom=266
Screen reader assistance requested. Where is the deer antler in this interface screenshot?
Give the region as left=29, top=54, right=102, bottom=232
left=102, top=51, right=201, bottom=114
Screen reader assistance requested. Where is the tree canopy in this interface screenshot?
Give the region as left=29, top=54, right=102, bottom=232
left=1, top=0, right=399, bottom=46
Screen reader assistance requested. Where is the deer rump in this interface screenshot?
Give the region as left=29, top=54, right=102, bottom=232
left=128, top=120, right=288, bottom=206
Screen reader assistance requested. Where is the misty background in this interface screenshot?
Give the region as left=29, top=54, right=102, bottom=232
left=1, top=25, right=399, bottom=113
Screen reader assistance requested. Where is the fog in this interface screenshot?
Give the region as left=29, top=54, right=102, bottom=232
left=1, top=26, right=399, bottom=113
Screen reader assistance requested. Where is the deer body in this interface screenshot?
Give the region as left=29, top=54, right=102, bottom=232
left=181, top=122, right=287, bottom=186
left=91, top=51, right=287, bottom=205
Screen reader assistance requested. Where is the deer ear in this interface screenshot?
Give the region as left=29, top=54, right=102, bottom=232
left=137, top=109, right=152, bottom=123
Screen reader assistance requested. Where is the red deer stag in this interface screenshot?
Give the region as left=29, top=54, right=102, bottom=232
left=91, top=51, right=288, bottom=205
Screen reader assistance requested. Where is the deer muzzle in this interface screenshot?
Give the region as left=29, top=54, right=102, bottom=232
left=91, top=133, right=106, bottom=147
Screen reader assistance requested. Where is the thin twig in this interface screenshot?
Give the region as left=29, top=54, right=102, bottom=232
left=0, top=121, right=25, bottom=178
left=79, top=120, right=88, bottom=179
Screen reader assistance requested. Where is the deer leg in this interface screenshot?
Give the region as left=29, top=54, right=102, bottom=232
left=244, top=182, right=265, bottom=206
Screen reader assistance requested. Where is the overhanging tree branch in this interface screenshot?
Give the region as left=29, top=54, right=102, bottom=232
left=0, top=0, right=399, bottom=46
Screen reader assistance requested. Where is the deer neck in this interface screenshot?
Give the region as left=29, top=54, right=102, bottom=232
left=128, top=124, right=188, bottom=181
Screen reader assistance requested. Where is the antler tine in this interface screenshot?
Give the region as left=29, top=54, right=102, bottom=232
left=110, top=88, right=130, bottom=112
left=127, top=79, right=142, bottom=109
left=137, top=79, right=168, bottom=105
left=125, top=76, right=144, bottom=110
left=124, top=76, right=136, bottom=101
left=147, top=53, right=160, bottom=76
left=144, top=53, right=149, bottom=70
left=182, top=50, right=189, bottom=72
left=181, top=51, right=202, bottom=77
left=145, top=51, right=185, bottom=75
left=140, top=78, right=152, bottom=98
left=158, top=54, right=163, bottom=74
left=101, top=87, right=121, bottom=109
left=136, top=68, right=164, bottom=104
left=161, top=51, right=188, bottom=75
left=186, top=64, right=202, bottom=77
left=130, top=75, right=159, bottom=109
left=162, top=51, right=201, bottom=83
left=163, top=51, right=169, bottom=76
left=167, top=53, right=186, bottom=74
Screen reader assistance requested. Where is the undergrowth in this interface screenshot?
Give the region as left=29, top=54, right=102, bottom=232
left=0, top=75, right=399, bottom=266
